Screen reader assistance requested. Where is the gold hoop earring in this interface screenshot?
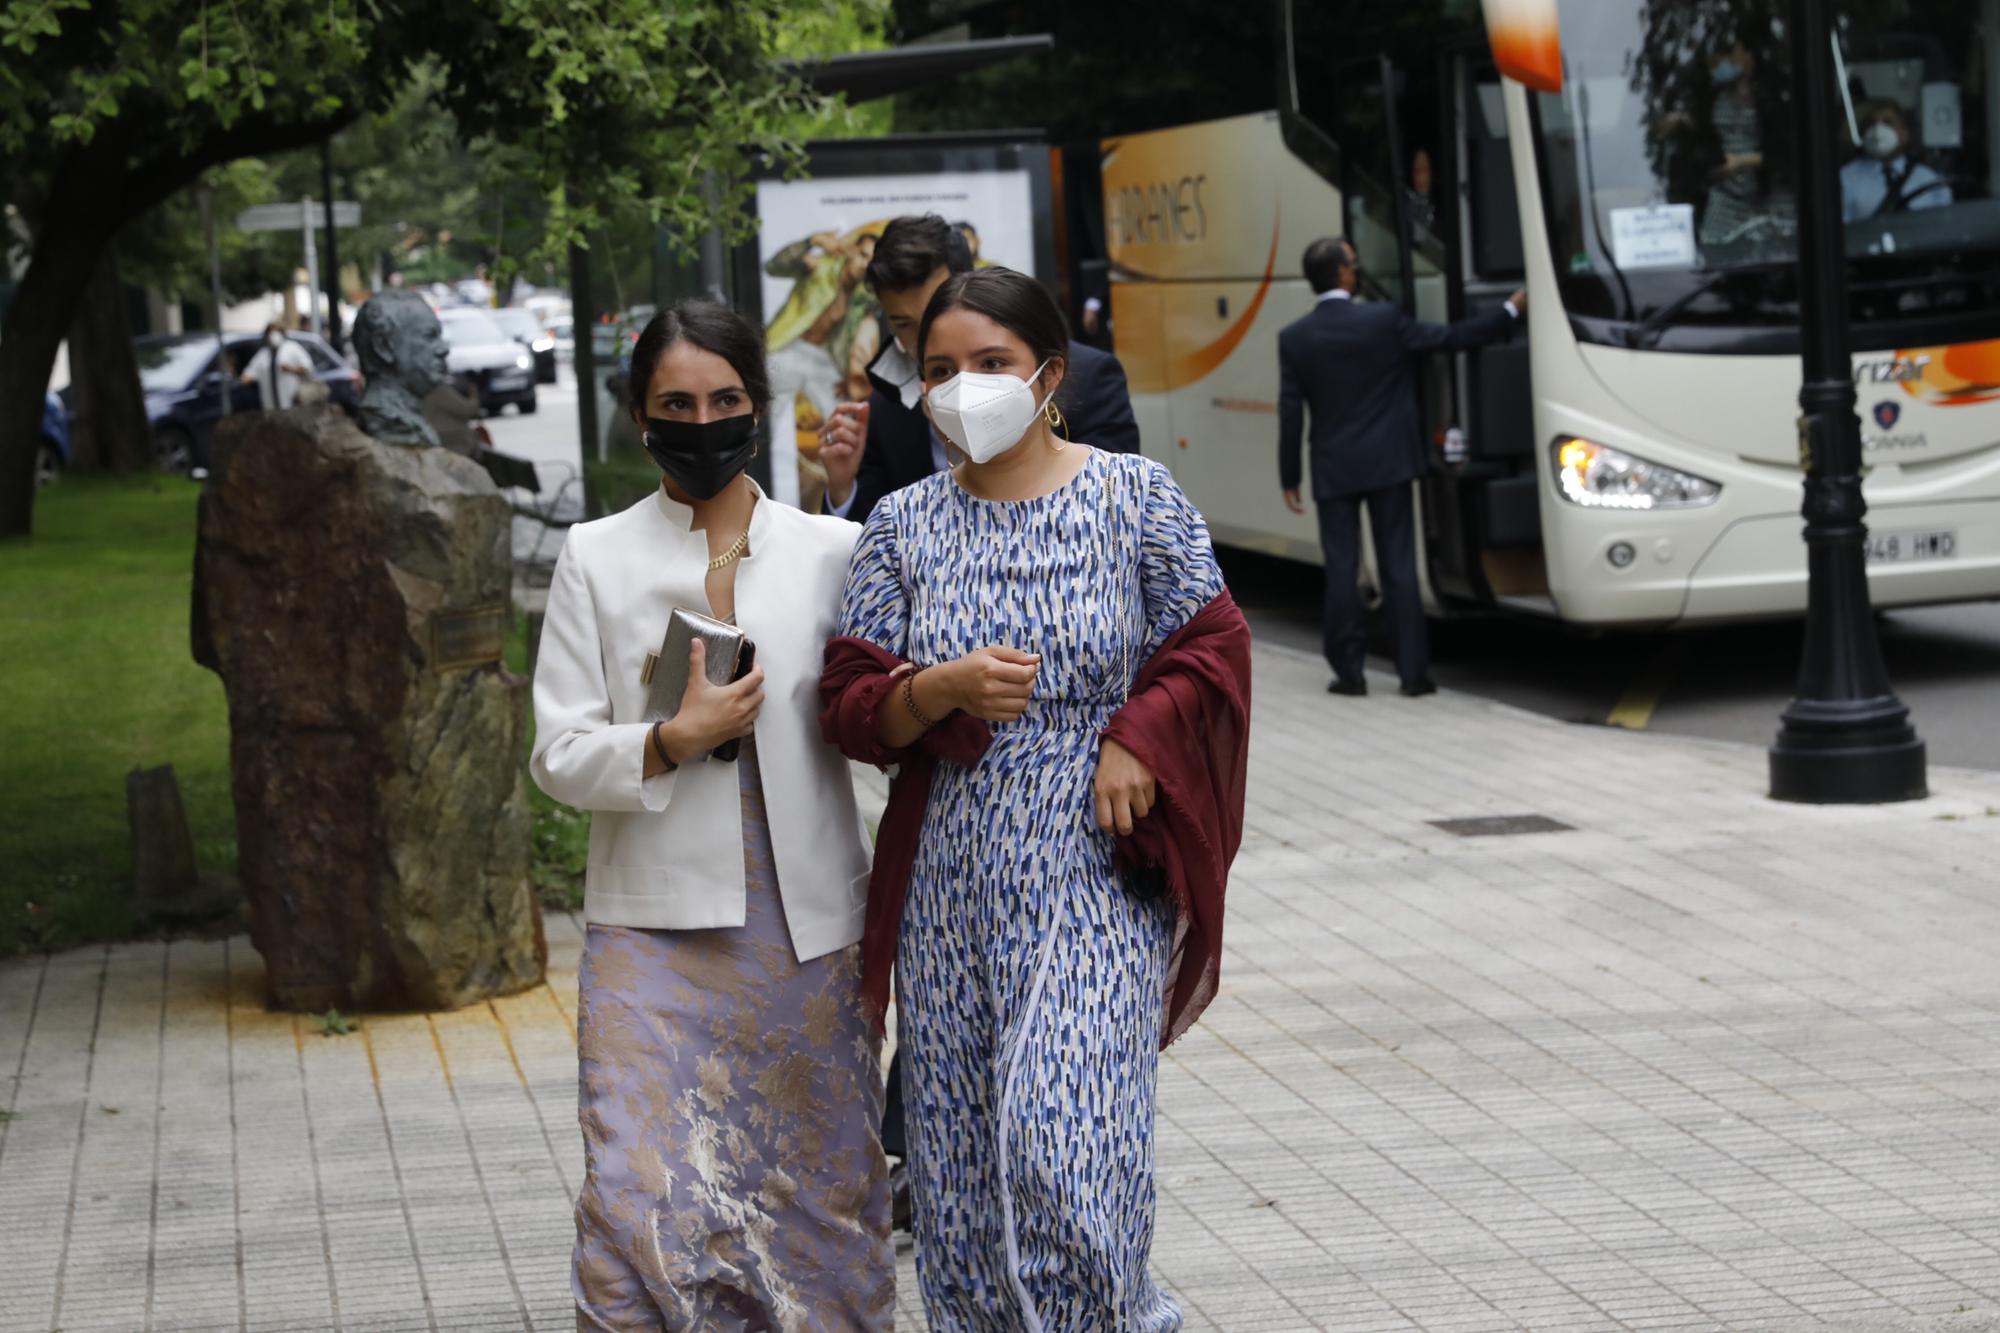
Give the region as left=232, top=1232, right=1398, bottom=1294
left=1044, top=398, right=1070, bottom=452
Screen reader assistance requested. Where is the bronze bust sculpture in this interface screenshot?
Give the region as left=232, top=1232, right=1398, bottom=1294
left=354, top=290, right=453, bottom=447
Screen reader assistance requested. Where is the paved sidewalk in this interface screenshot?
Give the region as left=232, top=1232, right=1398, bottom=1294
left=4, top=640, right=2000, bottom=1331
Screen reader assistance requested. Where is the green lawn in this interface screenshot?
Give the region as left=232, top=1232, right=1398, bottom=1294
left=1, top=473, right=586, bottom=955
left=0, top=474, right=232, bottom=951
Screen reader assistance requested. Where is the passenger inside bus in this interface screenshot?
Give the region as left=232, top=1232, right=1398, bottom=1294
left=1840, top=100, right=1954, bottom=221
left=1645, top=34, right=1794, bottom=251
left=1406, top=147, right=1438, bottom=233
left=1701, top=42, right=1770, bottom=244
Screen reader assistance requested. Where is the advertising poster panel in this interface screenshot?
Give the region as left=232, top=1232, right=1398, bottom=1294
left=749, top=151, right=1043, bottom=508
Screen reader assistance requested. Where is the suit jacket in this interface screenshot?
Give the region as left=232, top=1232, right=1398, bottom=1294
left=843, top=337, right=1141, bottom=523
left=1278, top=297, right=1516, bottom=500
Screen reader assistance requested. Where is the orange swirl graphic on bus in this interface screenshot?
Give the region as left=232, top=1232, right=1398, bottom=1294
left=1895, top=339, right=2000, bottom=407
left=1172, top=217, right=1281, bottom=389
left=1113, top=213, right=1282, bottom=395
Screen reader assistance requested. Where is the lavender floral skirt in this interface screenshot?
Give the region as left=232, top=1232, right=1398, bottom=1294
left=572, top=741, right=894, bottom=1332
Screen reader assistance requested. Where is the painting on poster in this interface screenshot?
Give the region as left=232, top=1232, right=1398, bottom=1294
left=753, top=170, right=1035, bottom=508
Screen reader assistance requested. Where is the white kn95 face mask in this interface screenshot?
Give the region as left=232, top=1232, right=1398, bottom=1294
left=926, top=359, right=1051, bottom=464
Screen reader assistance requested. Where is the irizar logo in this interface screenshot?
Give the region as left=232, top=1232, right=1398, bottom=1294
left=1854, top=354, right=1930, bottom=384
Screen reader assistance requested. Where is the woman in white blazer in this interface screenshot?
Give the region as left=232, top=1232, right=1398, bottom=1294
left=530, top=300, right=892, bottom=1330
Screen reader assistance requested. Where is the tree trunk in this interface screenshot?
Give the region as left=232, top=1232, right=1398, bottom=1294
left=1, top=108, right=358, bottom=535
left=67, top=246, right=154, bottom=474
left=0, top=214, right=116, bottom=535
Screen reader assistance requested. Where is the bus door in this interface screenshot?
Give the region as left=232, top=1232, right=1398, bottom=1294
left=1434, top=48, right=1545, bottom=606
left=1326, top=53, right=1467, bottom=607
left=1319, top=55, right=1432, bottom=602
left=1363, top=43, right=1546, bottom=609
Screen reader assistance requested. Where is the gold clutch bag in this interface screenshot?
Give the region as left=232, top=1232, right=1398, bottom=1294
left=641, top=608, right=756, bottom=762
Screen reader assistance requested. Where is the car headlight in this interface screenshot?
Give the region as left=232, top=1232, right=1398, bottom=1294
left=514, top=353, right=532, bottom=371
left=1553, top=437, right=1720, bottom=510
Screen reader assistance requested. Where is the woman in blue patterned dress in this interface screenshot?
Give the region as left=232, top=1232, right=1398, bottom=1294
left=832, top=269, right=1225, bottom=1329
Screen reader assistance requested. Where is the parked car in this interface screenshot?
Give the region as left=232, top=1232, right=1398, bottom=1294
left=37, top=392, right=70, bottom=488
left=60, top=330, right=361, bottom=475
left=547, top=315, right=574, bottom=363
left=489, top=307, right=558, bottom=384
left=438, top=309, right=537, bottom=414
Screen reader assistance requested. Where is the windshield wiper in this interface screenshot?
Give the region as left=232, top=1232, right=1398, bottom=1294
left=1623, top=262, right=1792, bottom=349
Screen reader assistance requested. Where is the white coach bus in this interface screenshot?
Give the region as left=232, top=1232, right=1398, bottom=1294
left=1099, top=0, right=2000, bottom=626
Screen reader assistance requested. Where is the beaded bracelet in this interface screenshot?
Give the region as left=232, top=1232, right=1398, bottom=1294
left=901, top=672, right=938, bottom=730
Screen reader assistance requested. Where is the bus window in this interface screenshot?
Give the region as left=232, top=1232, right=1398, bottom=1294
left=1326, top=56, right=1416, bottom=312
left=1464, top=71, right=1525, bottom=279
left=1530, top=0, right=2000, bottom=351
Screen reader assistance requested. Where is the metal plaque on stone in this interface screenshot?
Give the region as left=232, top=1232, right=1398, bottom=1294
left=429, top=605, right=508, bottom=672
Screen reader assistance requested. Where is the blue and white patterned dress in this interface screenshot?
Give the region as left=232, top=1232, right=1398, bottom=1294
left=838, top=448, right=1223, bottom=1331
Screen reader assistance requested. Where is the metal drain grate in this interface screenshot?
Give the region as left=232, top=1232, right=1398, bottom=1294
left=1428, top=814, right=1575, bottom=837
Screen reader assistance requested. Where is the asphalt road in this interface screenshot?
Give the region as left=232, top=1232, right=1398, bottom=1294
left=1223, top=548, right=2000, bottom=773
left=483, top=369, right=585, bottom=577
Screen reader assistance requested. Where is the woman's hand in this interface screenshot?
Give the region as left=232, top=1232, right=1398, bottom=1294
left=941, top=646, right=1040, bottom=723
left=1094, top=738, right=1157, bottom=837
left=659, top=638, right=764, bottom=763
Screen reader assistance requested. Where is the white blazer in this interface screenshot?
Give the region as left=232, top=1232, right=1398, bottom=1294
left=530, top=482, right=871, bottom=961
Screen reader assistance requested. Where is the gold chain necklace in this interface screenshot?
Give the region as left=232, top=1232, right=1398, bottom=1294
left=707, top=525, right=751, bottom=571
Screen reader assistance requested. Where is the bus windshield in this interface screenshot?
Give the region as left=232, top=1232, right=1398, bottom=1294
left=1533, top=0, right=2000, bottom=352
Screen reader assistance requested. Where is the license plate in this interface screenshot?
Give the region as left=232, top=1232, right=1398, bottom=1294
left=1865, top=529, right=1957, bottom=563
left=491, top=372, right=529, bottom=390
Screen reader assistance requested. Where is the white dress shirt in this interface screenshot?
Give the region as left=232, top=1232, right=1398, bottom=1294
left=1841, top=154, right=1952, bottom=222
left=241, top=339, right=315, bottom=410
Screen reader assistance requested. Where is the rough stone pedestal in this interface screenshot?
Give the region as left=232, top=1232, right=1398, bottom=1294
left=195, top=407, right=545, bottom=1012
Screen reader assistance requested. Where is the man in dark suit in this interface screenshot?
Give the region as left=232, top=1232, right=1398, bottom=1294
left=1279, top=236, right=1525, bottom=697
left=821, top=214, right=1140, bottom=522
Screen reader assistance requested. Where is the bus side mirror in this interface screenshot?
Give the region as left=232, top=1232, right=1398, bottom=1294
left=1482, top=0, right=1564, bottom=95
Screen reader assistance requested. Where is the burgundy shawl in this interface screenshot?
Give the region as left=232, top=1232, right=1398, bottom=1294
left=1101, top=589, right=1251, bottom=1046
left=819, top=587, right=1251, bottom=1047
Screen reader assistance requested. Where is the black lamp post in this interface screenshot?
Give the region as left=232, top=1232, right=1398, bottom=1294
left=1767, top=0, right=1926, bottom=803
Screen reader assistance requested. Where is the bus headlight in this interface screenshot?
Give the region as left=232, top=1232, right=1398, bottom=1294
left=1554, top=438, right=1720, bottom=511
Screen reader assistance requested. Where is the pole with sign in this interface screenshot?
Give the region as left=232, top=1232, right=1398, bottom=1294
left=237, top=200, right=361, bottom=337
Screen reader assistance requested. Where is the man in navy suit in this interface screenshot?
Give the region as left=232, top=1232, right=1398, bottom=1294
left=820, top=214, right=1140, bottom=523
left=1279, top=236, right=1525, bottom=697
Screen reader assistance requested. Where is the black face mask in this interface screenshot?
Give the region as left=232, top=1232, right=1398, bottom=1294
left=643, top=414, right=758, bottom=501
